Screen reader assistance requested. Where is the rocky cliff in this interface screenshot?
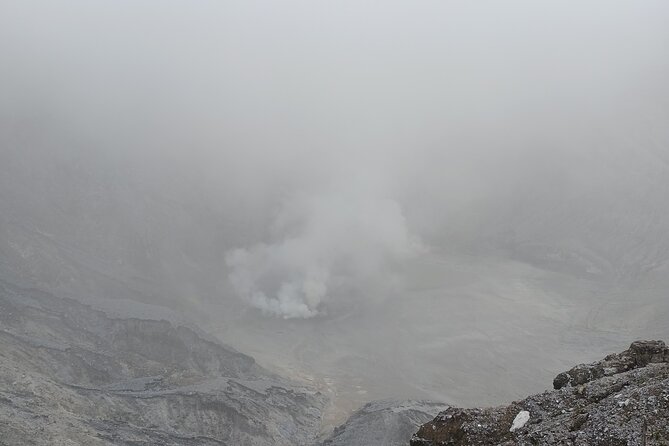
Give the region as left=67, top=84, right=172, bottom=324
left=0, top=279, right=326, bottom=445
left=411, top=340, right=669, bottom=446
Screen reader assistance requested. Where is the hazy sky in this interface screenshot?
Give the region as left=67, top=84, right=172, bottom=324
left=2, top=1, right=669, bottom=316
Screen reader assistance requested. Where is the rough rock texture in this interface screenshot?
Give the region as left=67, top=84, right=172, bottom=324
left=0, top=279, right=326, bottom=445
left=412, top=341, right=669, bottom=446
left=553, top=341, right=669, bottom=390
left=321, top=400, right=450, bottom=446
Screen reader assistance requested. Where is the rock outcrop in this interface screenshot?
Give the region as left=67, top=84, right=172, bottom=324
left=321, top=400, right=450, bottom=446
left=552, top=340, right=669, bottom=390
left=411, top=341, right=669, bottom=446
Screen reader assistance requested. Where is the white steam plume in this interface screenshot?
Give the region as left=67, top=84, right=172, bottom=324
left=225, top=187, right=423, bottom=318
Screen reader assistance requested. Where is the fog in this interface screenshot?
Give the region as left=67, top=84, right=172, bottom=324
left=2, top=0, right=669, bottom=426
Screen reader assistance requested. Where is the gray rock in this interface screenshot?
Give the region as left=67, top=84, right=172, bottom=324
left=0, top=280, right=326, bottom=446
left=412, top=341, right=669, bottom=446
left=321, top=400, right=449, bottom=446
left=554, top=340, right=668, bottom=389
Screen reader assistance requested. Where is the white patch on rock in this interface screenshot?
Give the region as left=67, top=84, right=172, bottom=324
left=510, top=410, right=530, bottom=432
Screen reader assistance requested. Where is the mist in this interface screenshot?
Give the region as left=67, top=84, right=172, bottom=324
left=2, top=0, right=669, bottom=431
